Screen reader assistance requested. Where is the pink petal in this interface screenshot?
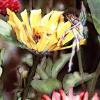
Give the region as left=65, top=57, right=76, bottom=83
left=79, top=92, right=85, bottom=99
left=83, top=92, right=88, bottom=100
left=92, top=93, right=99, bottom=100
left=52, top=91, right=61, bottom=100
left=41, top=94, right=51, bottom=100
left=59, top=89, right=67, bottom=100
left=74, top=95, right=80, bottom=100
left=68, top=87, right=74, bottom=100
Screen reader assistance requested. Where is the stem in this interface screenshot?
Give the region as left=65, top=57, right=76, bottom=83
left=88, top=61, right=100, bottom=99
left=21, top=55, right=38, bottom=100
left=77, top=48, right=84, bottom=76
left=77, top=47, right=85, bottom=89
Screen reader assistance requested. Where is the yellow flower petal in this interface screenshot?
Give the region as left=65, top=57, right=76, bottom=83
left=59, top=15, right=64, bottom=23
left=36, top=33, right=58, bottom=52
left=59, top=39, right=86, bottom=50
left=46, top=33, right=58, bottom=50
left=30, top=9, right=41, bottom=28
left=36, top=35, right=49, bottom=52
left=21, top=9, right=32, bottom=34
left=57, top=21, right=72, bottom=39
left=7, top=8, right=14, bottom=24
left=18, top=23, right=36, bottom=50
left=7, top=8, right=22, bottom=41
left=7, top=9, right=21, bottom=27
left=7, top=8, right=85, bottom=52
left=47, top=11, right=64, bottom=32
left=7, top=9, right=36, bottom=50
left=48, top=43, right=57, bottom=51
left=40, top=11, right=53, bottom=27
left=62, top=31, right=74, bottom=45
left=53, top=44, right=73, bottom=51
left=53, top=39, right=86, bottom=51
left=19, top=25, right=30, bottom=46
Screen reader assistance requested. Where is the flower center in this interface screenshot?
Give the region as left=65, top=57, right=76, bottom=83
left=33, top=34, right=41, bottom=43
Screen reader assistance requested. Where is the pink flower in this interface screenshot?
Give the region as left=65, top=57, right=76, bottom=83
left=41, top=88, right=99, bottom=100
left=0, top=0, right=21, bottom=16
left=42, top=95, right=51, bottom=100
left=92, top=93, right=99, bottom=100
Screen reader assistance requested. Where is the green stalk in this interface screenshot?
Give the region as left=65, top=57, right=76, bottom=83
left=21, top=55, right=39, bottom=100
left=77, top=48, right=84, bottom=76
left=77, top=47, right=85, bottom=89
left=88, top=61, right=100, bottom=99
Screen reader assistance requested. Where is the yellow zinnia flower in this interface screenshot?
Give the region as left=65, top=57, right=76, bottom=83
left=7, top=9, right=85, bottom=52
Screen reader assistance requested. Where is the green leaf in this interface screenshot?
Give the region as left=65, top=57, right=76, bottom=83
left=87, top=0, right=100, bottom=34
left=63, top=72, right=81, bottom=93
left=38, top=56, right=47, bottom=70
left=35, top=57, right=48, bottom=79
left=36, top=66, right=48, bottom=79
left=0, top=48, right=5, bottom=66
left=22, top=54, right=33, bottom=66
left=0, top=96, right=3, bottom=100
left=0, top=66, right=2, bottom=77
left=0, top=20, right=26, bottom=48
left=63, top=72, right=95, bottom=93
left=45, top=58, right=53, bottom=77
left=31, top=79, right=61, bottom=94
left=0, top=19, right=12, bottom=38
left=52, top=53, right=71, bottom=78
left=98, top=36, right=100, bottom=43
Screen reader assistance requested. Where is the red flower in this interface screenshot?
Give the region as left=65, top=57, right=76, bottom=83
left=0, top=0, right=21, bottom=16
left=41, top=88, right=99, bottom=100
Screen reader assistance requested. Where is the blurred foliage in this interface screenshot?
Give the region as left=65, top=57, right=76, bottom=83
left=0, top=49, right=4, bottom=77
left=63, top=72, right=95, bottom=93
left=0, top=19, right=25, bottom=49
left=22, top=54, right=33, bottom=66
left=0, top=19, right=12, bottom=39
left=45, top=58, right=53, bottom=77
left=0, top=96, right=3, bottom=100
left=87, top=0, right=100, bottom=35
left=31, top=53, right=71, bottom=94
left=31, top=78, right=61, bottom=94
left=0, top=48, right=4, bottom=66
left=51, top=53, right=71, bottom=78
left=35, top=53, right=71, bottom=79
